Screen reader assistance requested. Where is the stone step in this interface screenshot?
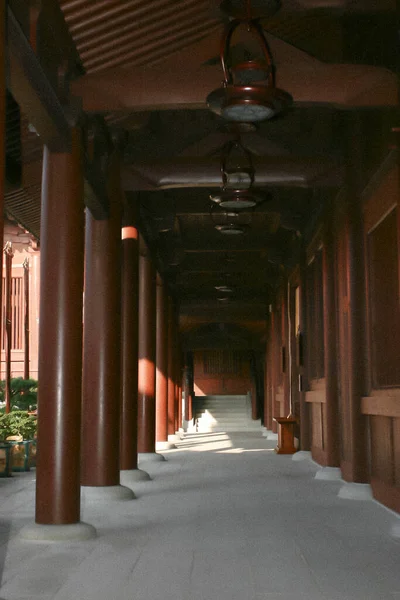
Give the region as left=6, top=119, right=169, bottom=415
left=197, top=413, right=251, bottom=420
left=197, top=404, right=250, bottom=412
left=197, top=424, right=262, bottom=433
left=198, top=402, right=250, bottom=410
left=197, top=398, right=249, bottom=406
left=198, top=414, right=252, bottom=421
left=198, top=408, right=248, bottom=416
left=201, top=395, right=248, bottom=401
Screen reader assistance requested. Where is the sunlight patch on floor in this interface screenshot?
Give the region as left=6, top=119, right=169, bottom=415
left=182, top=433, right=233, bottom=452
left=216, top=447, right=276, bottom=454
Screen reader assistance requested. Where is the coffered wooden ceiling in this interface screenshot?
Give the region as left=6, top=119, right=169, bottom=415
left=5, top=0, right=398, bottom=345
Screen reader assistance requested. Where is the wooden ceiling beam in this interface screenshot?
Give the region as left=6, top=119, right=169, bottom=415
left=72, top=31, right=398, bottom=112
left=7, top=8, right=71, bottom=152
left=122, top=157, right=342, bottom=190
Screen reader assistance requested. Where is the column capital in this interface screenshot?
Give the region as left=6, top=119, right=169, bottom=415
left=122, top=226, right=138, bottom=240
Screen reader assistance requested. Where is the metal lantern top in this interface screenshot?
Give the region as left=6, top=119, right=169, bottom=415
left=207, top=13, right=292, bottom=123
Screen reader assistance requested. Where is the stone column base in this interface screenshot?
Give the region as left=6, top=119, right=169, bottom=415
left=168, top=434, right=181, bottom=444
left=19, top=521, right=96, bottom=542
left=81, top=485, right=135, bottom=502
left=315, top=467, right=342, bottom=481
left=390, top=523, right=400, bottom=538
left=338, top=482, right=372, bottom=501
left=120, top=468, right=151, bottom=486
left=138, top=452, right=165, bottom=463
left=292, top=451, right=312, bottom=462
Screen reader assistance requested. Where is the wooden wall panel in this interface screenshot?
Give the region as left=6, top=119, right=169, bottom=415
left=367, top=208, right=400, bottom=387
left=336, top=221, right=353, bottom=474
left=305, top=379, right=327, bottom=464
left=393, top=418, right=400, bottom=487
left=275, top=388, right=285, bottom=418
left=312, top=403, right=323, bottom=448
left=362, top=162, right=400, bottom=513
left=193, top=349, right=254, bottom=397
left=370, top=415, right=400, bottom=512
left=370, top=416, right=394, bottom=485
left=0, top=248, right=40, bottom=379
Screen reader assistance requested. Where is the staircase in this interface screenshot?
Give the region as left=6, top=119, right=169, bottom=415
left=194, top=395, right=262, bottom=433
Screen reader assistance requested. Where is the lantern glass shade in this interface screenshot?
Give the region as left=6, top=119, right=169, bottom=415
left=215, top=224, right=245, bottom=235
left=210, top=189, right=260, bottom=210
left=222, top=102, right=275, bottom=122
left=219, top=196, right=257, bottom=209
left=232, top=61, right=270, bottom=85
left=224, top=168, right=252, bottom=189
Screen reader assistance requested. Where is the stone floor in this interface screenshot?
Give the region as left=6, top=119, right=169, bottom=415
left=0, top=431, right=399, bottom=600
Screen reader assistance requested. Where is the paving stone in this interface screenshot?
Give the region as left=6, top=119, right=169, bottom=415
left=0, top=431, right=398, bottom=600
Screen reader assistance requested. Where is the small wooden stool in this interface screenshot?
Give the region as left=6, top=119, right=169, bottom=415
left=273, top=416, right=298, bottom=454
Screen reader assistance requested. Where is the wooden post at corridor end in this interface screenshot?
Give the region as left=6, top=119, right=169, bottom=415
left=156, top=275, right=173, bottom=450
left=137, top=237, right=165, bottom=463
left=120, top=201, right=150, bottom=484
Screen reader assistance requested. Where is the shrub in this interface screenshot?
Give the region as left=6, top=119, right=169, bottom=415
left=0, top=378, right=38, bottom=411
left=0, top=411, right=37, bottom=441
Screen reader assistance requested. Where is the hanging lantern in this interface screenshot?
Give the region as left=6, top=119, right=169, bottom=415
left=207, top=10, right=292, bottom=123
left=210, top=206, right=252, bottom=236
left=210, top=138, right=265, bottom=211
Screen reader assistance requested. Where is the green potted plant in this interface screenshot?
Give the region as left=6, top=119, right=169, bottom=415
left=0, top=411, right=37, bottom=472
left=0, top=441, right=12, bottom=477
left=0, top=378, right=38, bottom=413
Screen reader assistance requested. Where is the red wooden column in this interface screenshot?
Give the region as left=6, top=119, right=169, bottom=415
left=322, top=208, right=340, bottom=469
left=0, top=4, right=5, bottom=353
left=270, top=308, right=279, bottom=436
left=167, top=298, right=179, bottom=442
left=176, top=342, right=183, bottom=431
left=23, top=258, right=30, bottom=379
left=21, top=131, right=96, bottom=541
left=174, top=322, right=182, bottom=433
left=262, top=325, right=273, bottom=437
left=282, top=280, right=291, bottom=416
left=339, top=114, right=369, bottom=488
left=183, top=353, right=193, bottom=429
left=138, top=237, right=164, bottom=462
left=298, top=245, right=311, bottom=451
left=155, top=275, right=172, bottom=450
left=120, top=201, right=150, bottom=484
left=4, top=243, right=13, bottom=414
left=187, top=352, right=194, bottom=423
left=178, top=380, right=183, bottom=432
left=81, top=156, right=134, bottom=501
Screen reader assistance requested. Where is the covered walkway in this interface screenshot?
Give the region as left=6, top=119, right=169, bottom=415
left=0, top=431, right=399, bottom=600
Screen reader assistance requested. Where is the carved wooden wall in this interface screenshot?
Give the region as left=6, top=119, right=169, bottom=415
left=305, top=236, right=329, bottom=464
left=193, top=349, right=255, bottom=397
left=361, top=163, right=400, bottom=512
